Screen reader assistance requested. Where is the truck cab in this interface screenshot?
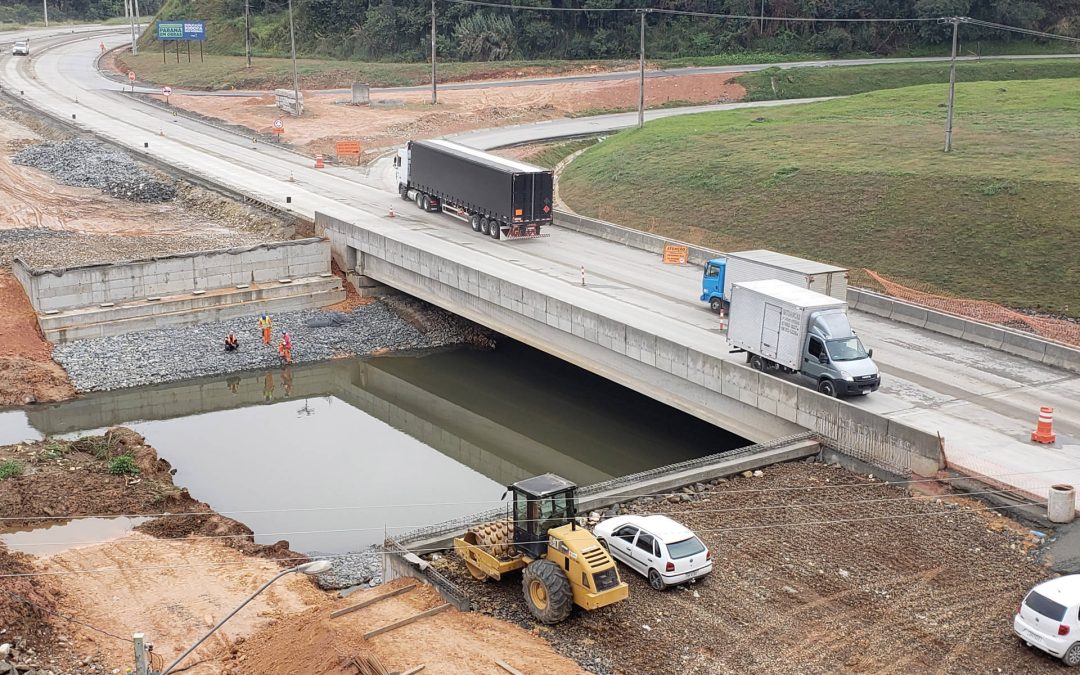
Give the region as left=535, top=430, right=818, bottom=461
left=801, top=309, right=880, bottom=396
left=700, top=258, right=727, bottom=312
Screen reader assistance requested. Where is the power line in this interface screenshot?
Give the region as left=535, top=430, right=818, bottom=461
left=3, top=590, right=131, bottom=643
left=960, top=17, right=1080, bottom=45
left=0, top=486, right=1031, bottom=550
left=0, top=464, right=1066, bottom=524
left=0, top=500, right=1039, bottom=578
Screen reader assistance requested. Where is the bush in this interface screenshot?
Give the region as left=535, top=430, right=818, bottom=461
left=108, top=454, right=140, bottom=476
left=0, top=460, right=24, bottom=480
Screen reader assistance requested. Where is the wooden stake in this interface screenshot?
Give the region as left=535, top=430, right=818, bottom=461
left=495, top=660, right=525, bottom=675
left=330, top=583, right=418, bottom=619
left=400, top=666, right=426, bottom=675
left=363, top=603, right=450, bottom=639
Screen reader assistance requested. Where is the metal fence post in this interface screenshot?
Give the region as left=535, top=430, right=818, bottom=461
left=133, top=633, right=149, bottom=675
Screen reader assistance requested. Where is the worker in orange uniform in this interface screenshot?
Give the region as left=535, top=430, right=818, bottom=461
left=278, top=331, right=293, bottom=364
left=258, top=314, right=272, bottom=345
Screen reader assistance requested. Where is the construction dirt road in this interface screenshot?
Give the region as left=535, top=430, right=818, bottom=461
left=432, top=461, right=1060, bottom=674
left=158, top=73, right=745, bottom=158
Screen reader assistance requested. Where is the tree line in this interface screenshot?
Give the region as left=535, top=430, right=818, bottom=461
left=7, top=0, right=1079, bottom=61
left=1, top=0, right=164, bottom=24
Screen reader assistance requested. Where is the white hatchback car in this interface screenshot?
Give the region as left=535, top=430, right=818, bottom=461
left=11, top=41, right=29, bottom=56
left=1015, top=575, right=1080, bottom=666
left=593, top=515, right=711, bottom=590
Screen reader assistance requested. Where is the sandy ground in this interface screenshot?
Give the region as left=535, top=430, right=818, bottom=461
left=223, top=578, right=585, bottom=675
left=162, top=73, right=745, bottom=157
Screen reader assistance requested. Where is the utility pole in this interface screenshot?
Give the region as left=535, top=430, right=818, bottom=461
left=134, top=0, right=141, bottom=40
left=287, top=0, right=301, bottom=116
left=637, top=10, right=646, bottom=129
left=42, top=0, right=48, bottom=27
left=944, top=17, right=960, bottom=152
left=431, top=0, right=437, bottom=105
left=245, top=0, right=252, bottom=68
left=128, top=0, right=138, bottom=55
left=760, top=0, right=766, bottom=34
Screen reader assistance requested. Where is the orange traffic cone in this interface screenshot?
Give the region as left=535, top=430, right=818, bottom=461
left=314, top=154, right=325, bottom=169
left=388, top=207, right=395, bottom=218
left=719, top=307, right=728, bottom=331
left=1031, top=406, right=1057, bottom=444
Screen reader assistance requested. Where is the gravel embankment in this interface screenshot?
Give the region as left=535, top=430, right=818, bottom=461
left=308, top=548, right=383, bottom=591
left=54, top=299, right=492, bottom=392
left=13, top=138, right=176, bottom=202
left=0, top=228, right=266, bottom=268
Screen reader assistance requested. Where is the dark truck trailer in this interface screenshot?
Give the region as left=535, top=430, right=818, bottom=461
left=394, top=139, right=553, bottom=240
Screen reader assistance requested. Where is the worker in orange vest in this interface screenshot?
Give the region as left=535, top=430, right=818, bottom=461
left=278, top=332, right=293, bottom=364
left=258, top=314, right=272, bottom=345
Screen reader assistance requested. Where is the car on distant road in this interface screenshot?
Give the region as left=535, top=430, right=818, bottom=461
left=593, top=514, right=711, bottom=590
left=11, top=41, right=29, bottom=56
left=1015, top=575, right=1080, bottom=665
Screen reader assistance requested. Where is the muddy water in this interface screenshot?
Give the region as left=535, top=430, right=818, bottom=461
left=0, top=516, right=148, bottom=556
left=1, top=340, right=745, bottom=553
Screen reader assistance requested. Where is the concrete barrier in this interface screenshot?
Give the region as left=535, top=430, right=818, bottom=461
left=554, top=210, right=716, bottom=265
left=13, top=238, right=330, bottom=313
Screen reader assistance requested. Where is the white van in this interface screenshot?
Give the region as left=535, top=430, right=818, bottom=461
left=1015, top=575, right=1080, bottom=665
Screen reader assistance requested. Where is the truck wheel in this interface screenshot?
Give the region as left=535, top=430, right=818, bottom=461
left=818, top=379, right=838, bottom=397
left=521, top=559, right=573, bottom=624
left=399, top=184, right=410, bottom=201
left=470, top=214, right=481, bottom=232
left=414, top=192, right=424, bottom=210
left=490, top=221, right=501, bottom=240
left=750, top=355, right=764, bottom=371
left=479, top=217, right=490, bottom=235
left=709, top=298, right=723, bottom=313
left=422, top=195, right=432, bottom=211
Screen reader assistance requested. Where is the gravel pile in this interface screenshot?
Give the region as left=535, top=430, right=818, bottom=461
left=54, top=301, right=492, bottom=392
left=0, top=228, right=265, bottom=268
left=308, top=548, right=383, bottom=591
left=13, top=138, right=176, bottom=202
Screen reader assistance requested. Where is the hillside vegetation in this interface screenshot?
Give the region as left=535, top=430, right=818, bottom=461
left=139, top=0, right=1080, bottom=63
left=558, top=78, right=1080, bottom=315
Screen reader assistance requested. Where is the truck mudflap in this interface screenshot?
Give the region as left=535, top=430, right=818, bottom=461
left=502, top=225, right=550, bottom=240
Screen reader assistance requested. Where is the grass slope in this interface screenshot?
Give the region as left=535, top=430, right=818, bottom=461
left=559, top=78, right=1080, bottom=315
left=737, top=58, right=1080, bottom=100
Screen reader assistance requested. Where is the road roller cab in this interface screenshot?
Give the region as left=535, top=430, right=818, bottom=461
left=452, top=473, right=628, bottom=624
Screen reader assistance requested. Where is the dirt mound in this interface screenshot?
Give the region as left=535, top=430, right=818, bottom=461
left=137, top=512, right=300, bottom=563
left=0, top=356, right=75, bottom=405
left=0, top=547, right=61, bottom=647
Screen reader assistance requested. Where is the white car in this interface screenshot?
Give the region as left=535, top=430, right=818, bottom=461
left=1015, top=575, right=1080, bottom=666
left=11, top=41, right=29, bottom=56
left=593, top=514, right=711, bottom=590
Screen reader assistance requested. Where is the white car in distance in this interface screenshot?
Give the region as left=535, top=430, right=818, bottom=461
left=11, top=41, right=29, bottom=56
left=1015, top=575, right=1080, bottom=666
left=593, top=514, right=712, bottom=590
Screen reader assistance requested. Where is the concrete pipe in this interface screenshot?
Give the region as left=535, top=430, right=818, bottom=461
left=1048, top=484, right=1076, bottom=524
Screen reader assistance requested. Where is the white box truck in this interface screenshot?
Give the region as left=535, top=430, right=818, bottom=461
left=700, top=249, right=848, bottom=312
left=728, top=279, right=880, bottom=397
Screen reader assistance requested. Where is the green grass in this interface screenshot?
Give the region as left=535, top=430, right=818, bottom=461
left=116, top=52, right=638, bottom=90
left=736, top=59, right=1080, bottom=100
left=559, top=78, right=1080, bottom=315
left=107, top=454, right=140, bottom=476
left=0, top=460, right=24, bottom=480
left=520, top=139, right=601, bottom=169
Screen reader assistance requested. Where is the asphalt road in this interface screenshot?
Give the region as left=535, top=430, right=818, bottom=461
left=2, top=28, right=1077, bottom=501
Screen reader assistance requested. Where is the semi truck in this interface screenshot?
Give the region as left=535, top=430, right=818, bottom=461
left=727, top=279, right=880, bottom=397
left=394, top=139, right=553, bottom=241
left=701, top=249, right=848, bottom=312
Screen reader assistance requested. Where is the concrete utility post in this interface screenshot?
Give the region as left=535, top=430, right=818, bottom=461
left=431, top=0, right=438, bottom=105
left=944, top=17, right=960, bottom=152
left=128, top=0, right=138, bottom=55
left=637, top=10, right=646, bottom=129
left=42, top=0, right=48, bottom=27
left=287, top=0, right=301, bottom=116
left=135, top=0, right=141, bottom=40
left=245, top=0, right=252, bottom=68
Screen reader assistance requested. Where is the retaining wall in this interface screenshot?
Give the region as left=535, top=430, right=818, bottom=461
left=551, top=210, right=1080, bottom=373
left=13, top=238, right=330, bottom=313
left=319, top=212, right=942, bottom=477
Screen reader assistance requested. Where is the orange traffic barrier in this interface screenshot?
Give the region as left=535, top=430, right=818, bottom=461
left=314, top=154, right=325, bottom=169
left=719, top=307, right=728, bottom=331
left=1031, top=406, right=1057, bottom=444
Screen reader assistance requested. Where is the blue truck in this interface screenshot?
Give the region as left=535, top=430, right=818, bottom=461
left=701, top=250, right=849, bottom=313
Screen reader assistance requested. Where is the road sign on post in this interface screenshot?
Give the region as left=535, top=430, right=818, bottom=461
left=272, top=118, right=285, bottom=136
left=162, top=85, right=172, bottom=104
left=128, top=70, right=136, bottom=93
